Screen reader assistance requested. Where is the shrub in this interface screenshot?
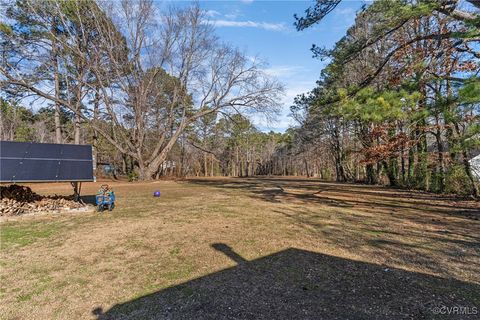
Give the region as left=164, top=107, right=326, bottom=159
left=445, top=165, right=474, bottom=196
left=128, top=171, right=139, bottom=182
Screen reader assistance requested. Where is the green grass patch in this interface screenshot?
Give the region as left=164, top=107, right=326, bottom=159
left=16, top=275, right=52, bottom=302
left=169, top=246, right=181, bottom=256
left=162, top=263, right=195, bottom=281
left=244, top=239, right=256, bottom=245
left=364, top=229, right=386, bottom=236
left=1, top=223, right=59, bottom=249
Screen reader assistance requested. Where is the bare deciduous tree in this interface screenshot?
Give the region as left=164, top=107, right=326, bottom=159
left=1, top=0, right=283, bottom=179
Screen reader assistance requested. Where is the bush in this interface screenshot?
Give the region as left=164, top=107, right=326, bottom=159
left=429, top=171, right=444, bottom=193
left=128, top=171, right=139, bottom=182
left=445, top=165, right=474, bottom=196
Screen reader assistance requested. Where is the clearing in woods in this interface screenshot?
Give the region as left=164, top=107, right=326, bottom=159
left=0, top=177, right=479, bottom=319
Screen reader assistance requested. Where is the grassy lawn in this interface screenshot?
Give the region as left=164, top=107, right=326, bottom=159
left=0, top=177, right=479, bottom=319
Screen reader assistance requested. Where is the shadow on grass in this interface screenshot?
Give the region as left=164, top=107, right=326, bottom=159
left=93, top=244, right=479, bottom=320
left=80, top=195, right=97, bottom=206
left=269, top=205, right=480, bottom=279
left=186, top=178, right=479, bottom=217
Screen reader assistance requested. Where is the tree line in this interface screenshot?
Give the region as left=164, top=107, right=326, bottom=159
left=0, top=96, right=313, bottom=179
left=290, top=0, right=479, bottom=196
left=1, top=0, right=283, bottom=180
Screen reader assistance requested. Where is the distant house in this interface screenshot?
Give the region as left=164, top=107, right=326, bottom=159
left=161, top=160, right=176, bottom=170
left=470, top=154, right=480, bottom=180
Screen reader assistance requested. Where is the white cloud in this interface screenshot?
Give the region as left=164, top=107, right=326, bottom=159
left=224, top=9, right=242, bottom=20
left=262, top=65, right=314, bottom=104
left=240, top=0, right=254, bottom=3
left=263, top=82, right=314, bottom=131
left=251, top=80, right=313, bottom=131
left=211, top=20, right=286, bottom=31
left=204, top=10, right=220, bottom=18
left=225, top=13, right=239, bottom=20
left=283, top=82, right=314, bottom=106
left=263, top=65, right=304, bottom=78
left=253, top=64, right=317, bottom=132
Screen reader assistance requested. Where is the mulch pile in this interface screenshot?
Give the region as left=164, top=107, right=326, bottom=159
left=0, top=184, right=85, bottom=216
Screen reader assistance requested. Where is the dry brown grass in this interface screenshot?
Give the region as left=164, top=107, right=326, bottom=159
left=0, top=177, right=479, bottom=319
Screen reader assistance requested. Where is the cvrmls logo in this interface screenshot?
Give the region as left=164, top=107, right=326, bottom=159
left=432, top=306, right=478, bottom=315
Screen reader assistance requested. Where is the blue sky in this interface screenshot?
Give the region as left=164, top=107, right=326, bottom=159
left=169, top=0, right=366, bottom=132
left=8, top=0, right=365, bottom=133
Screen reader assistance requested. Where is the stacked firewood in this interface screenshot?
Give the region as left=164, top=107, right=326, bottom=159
left=0, top=185, right=84, bottom=216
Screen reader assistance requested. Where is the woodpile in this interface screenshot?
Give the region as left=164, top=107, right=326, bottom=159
left=0, top=184, right=85, bottom=216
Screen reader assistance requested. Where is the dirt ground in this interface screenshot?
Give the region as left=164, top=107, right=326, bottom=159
left=0, top=177, right=479, bottom=319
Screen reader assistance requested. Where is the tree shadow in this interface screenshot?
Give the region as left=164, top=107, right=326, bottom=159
left=270, top=204, right=480, bottom=278
left=186, top=178, right=479, bottom=218
left=93, top=244, right=479, bottom=320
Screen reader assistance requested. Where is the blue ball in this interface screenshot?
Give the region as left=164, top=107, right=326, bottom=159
left=153, top=191, right=161, bottom=197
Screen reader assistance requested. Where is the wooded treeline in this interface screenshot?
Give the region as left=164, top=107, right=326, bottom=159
left=0, top=0, right=283, bottom=179
left=1, top=0, right=479, bottom=196
left=290, top=0, right=480, bottom=196
left=0, top=96, right=312, bottom=178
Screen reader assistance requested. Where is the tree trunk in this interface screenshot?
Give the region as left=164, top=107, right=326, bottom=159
left=452, top=120, right=478, bottom=198
left=74, top=114, right=81, bottom=144
left=179, top=134, right=186, bottom=177
left=141, top=122, right=187, bottom=179
left=204, top=152, right=208, bottom=177
left=408, top=131, right=415, bottom=186
left=74, top=84, right=82, bottom=144
left=434, top=125, right=445, bottom=193
left=211, top=154, right=214, bottom=176
left=92, top=91, right=100, bottom=176
left=54, top=68, right=62, bottom=144
left=365, top=163, right=377, bottom=184
left=122, top=154, right=128, bottom=175
left=304, top=157, right=310, bottom=177
left=52, top=19, right=62, bottom=144
left=383, top=159, right=398, bottom=187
